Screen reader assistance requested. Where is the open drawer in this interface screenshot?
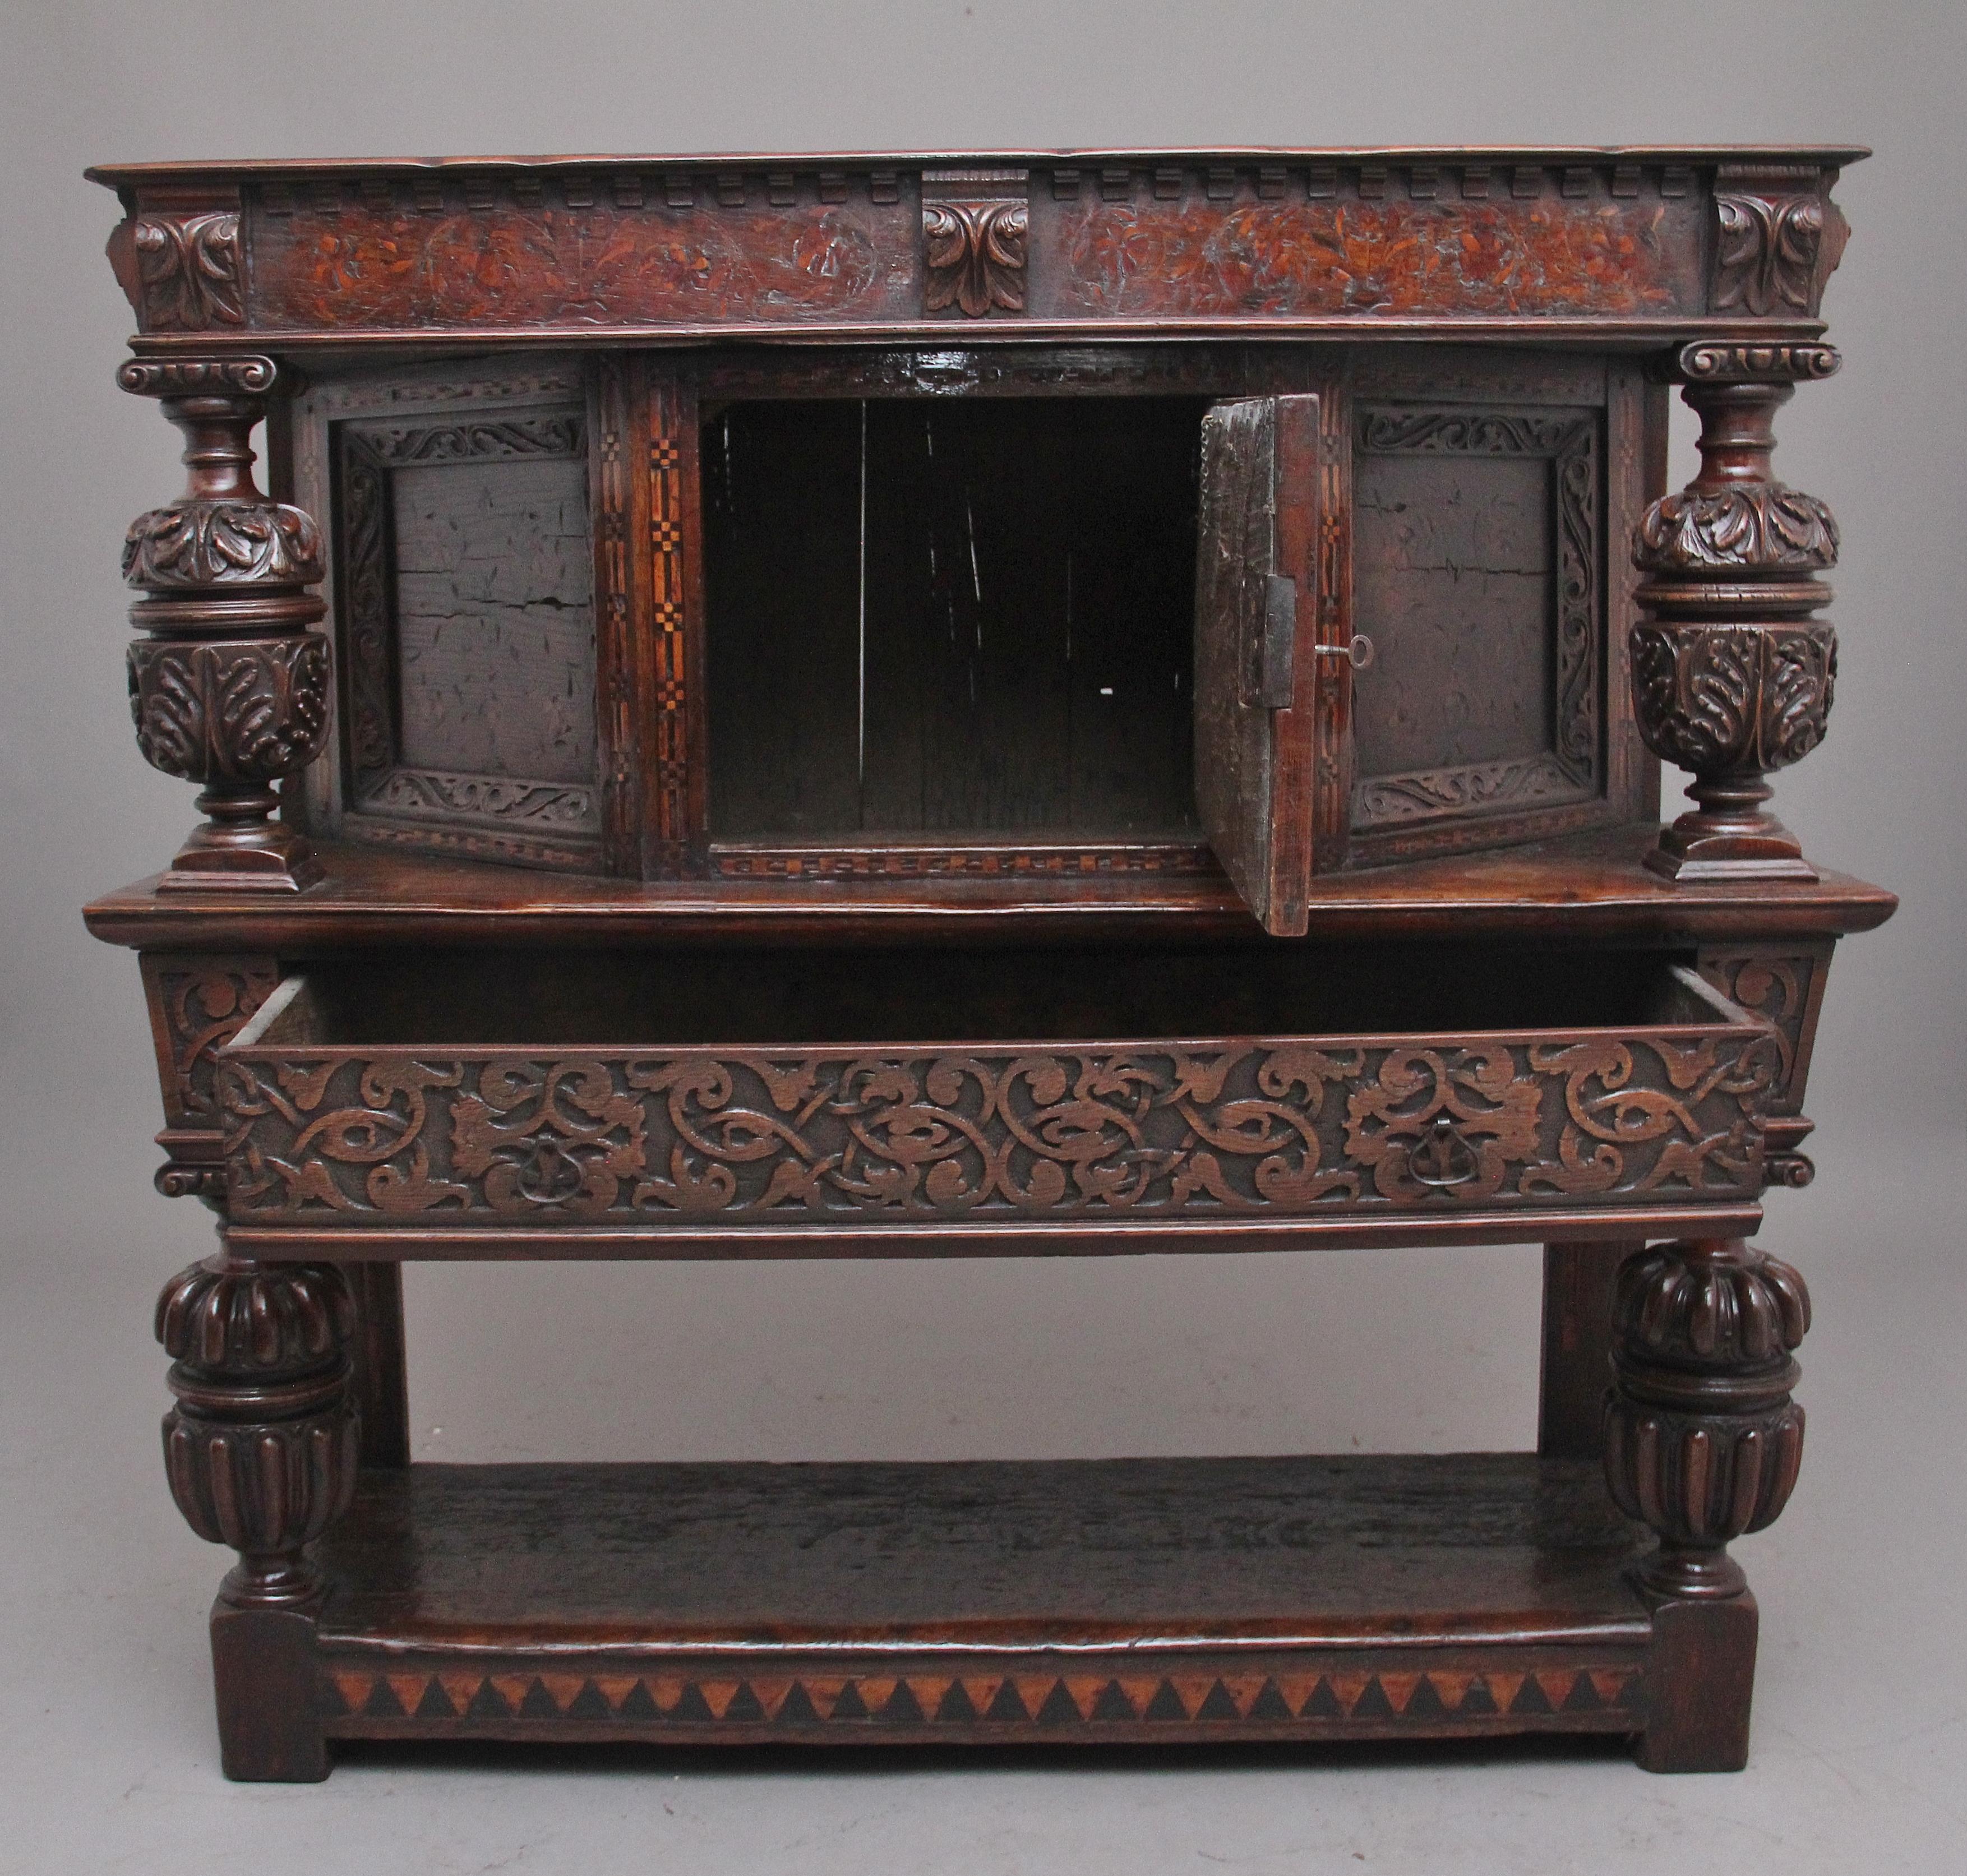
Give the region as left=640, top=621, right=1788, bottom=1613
left=217, top=946, right=1779, bottom=1253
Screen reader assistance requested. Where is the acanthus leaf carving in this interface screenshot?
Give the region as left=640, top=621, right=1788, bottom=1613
left=923, top=189, right=1029, bottom=318
left=127, top=635, right=332, bottom=785
left=1630, top=621, right=1835, bottom=777
left=1712, top=191, right=1826, bottom=318
left=123, top=498, right=325, bottom=589
left=133, top=211, right=246, bottom=330
left=1634, top=485, right=1838, bottom=573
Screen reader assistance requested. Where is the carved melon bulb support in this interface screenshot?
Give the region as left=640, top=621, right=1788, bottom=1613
left=1603, top=1235, right=1811, bottom=1602
left=119, top=356, right=330, bottom=891
left=1630, top=344, right=1842, bottom=880
left=156, top=1253, right=361, bottom=1610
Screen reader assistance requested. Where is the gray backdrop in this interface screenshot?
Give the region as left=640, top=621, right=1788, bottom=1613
left=3, top=3, right=1961, bottom=1870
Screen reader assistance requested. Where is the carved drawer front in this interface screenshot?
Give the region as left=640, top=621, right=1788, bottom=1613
left=218, top=953, right=1776, bottom=1245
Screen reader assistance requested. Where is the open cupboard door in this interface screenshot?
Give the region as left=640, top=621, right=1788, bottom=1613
left=1194, top=394, right=1327, bottom=937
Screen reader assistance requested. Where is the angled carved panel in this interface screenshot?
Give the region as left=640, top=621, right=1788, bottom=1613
left=1350, top=404, right=1601, bottom=838
left=142, top=954, right=282, bottom=1133
left=319, top=363, right=604, bottom=871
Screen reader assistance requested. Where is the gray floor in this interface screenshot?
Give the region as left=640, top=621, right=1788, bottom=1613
left=5, top=1138, right=1962, bottom=1875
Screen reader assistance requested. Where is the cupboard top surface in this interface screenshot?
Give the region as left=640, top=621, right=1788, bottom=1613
left=87, top=145, right=1870, bottom=184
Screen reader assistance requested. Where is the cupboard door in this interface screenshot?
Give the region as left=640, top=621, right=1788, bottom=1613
left=1194, top=394, right=1323, bottom=936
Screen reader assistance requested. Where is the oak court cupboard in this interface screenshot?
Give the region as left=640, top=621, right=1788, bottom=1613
left=82, top=145, right=1894, bottom=1778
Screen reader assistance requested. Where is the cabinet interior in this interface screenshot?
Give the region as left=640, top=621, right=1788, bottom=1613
left=703, top=396, right=1209, bottom=843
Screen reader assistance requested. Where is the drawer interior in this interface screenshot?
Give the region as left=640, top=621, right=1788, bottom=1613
left=251, top=945, right=1737, bottom=1048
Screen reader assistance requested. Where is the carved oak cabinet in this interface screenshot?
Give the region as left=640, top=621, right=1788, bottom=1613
left=85, top=146, right=1894, bottom=1780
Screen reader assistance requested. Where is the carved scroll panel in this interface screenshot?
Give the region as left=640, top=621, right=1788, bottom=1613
left=221, top=1020, right=1774, bottom=1230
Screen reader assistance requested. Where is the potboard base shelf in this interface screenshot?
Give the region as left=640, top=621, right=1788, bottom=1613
left=210, top=1454, right=1760, bottom=1776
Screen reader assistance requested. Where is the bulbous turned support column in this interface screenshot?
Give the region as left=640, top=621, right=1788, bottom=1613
left=156, top=1254, right=359, bottom=1608
left=1630, top=343, right=1842, bottom=881
left=1603, top=1236, right=1811, bottom=1601
left=119, top=356, right=330, bottom=891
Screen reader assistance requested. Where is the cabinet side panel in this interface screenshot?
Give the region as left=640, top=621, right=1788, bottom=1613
left=1341, top=353, right=1628, bottom=867
left=297, top=358, right=607, bottom=872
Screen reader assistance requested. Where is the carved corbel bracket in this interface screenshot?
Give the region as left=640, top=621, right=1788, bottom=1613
left=119, top=355, right=330, bottom=891
left=922, top=168, right=1029, bottom=317
left=1709, top=163, right=1849, bottom=320
left=1604, top=1236, right=1811, bottom=1601
left=1629, top=349, right=1841, bottom=880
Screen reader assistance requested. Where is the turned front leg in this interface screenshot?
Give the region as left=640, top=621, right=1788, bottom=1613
left=156, top=1254, right=360, bottom=1779
left=1603, top=1235, right=1811, bottom=1771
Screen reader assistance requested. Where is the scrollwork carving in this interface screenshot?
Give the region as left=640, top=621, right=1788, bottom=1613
left=117, top=356, right=280, bottom=397
left=1354, top=755, right=1583, bottom=824
left=145, top=954, right=281, bottom=1128
left=355, top=414, right=584, bottom=464
left=1673, top=342, right=1839, bottom=383
left=923, top=183, right=1029, bottom=318
left=220, top=1024, right=1773, bottom=1226
left=1356, top=410, right=1588, bottom=454
left=358, top=768, right=596, bottom=827
left=133, top=211, right=246, bottom=329
left=1352, top=405, right=1600, bottom=827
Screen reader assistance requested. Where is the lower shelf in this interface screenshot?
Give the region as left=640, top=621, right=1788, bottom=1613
left=312, top=1453, right=1658, bottom=1748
